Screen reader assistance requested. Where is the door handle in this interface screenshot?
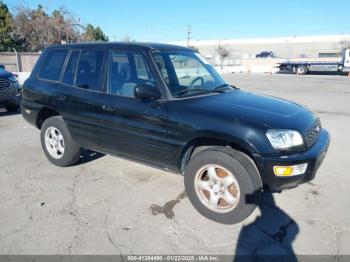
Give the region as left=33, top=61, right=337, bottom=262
left=54, top=94, right=66, bottom=101
left=102, top=105, right=116, bottom=112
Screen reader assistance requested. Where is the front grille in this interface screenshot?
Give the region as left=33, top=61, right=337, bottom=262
left=0, top=78, right=11, bottom=91
left=304, top=118, right=321, bottom=147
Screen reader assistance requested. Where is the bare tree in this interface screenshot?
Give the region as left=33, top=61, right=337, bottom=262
left=12, top=5, right=82, bottom=51
left=51, top=6, right=81, bottom=44
left=216, top=43, right=230, bottom=71
left=13, top=5, right=50, bottom=51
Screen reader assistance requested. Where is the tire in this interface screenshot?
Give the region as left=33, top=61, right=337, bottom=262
left=184, top=146, right=262, bottom=224
left=40, top=116, right=81, bottom=167
left=5, top=102, right=19, bottom=112
left=297, top=65, right=308, bottom=75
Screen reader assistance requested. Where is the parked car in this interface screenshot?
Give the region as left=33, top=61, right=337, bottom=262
left=21, top=43, right=330, bottom=224
left=256, top=51, right=275, bottom=58
left=0, top=65, right=21, bottom=112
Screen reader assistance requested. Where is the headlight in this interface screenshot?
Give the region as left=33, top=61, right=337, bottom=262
left=266, top=129, right=303, bottom=149
left=9, top=76, right=19, bottom=83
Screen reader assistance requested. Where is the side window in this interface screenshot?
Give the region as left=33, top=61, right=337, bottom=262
left=62, top=50, right=80, bottom=85
left=38, top=49, right=67, bottom=81
left=108, top=51, right=155, bottom=98
left=76, top=50, right=104, bottom=91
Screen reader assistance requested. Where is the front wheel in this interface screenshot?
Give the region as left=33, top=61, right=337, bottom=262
left=184, top=147, right=262, bottom=224
left=40, top=116, right=81, bottom=167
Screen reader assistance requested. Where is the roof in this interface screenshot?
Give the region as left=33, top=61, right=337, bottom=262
left=47, top=42, right=193, bottom=51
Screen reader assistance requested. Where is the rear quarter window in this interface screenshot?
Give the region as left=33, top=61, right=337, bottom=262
left=38, top=49, right=68, bottom=81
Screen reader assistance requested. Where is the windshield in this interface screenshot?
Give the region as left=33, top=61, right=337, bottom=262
left=152, top=50, right=229, bottom=98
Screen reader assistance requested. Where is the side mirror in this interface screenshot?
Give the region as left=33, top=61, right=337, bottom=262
left=134, top=84, right=161, bottom=100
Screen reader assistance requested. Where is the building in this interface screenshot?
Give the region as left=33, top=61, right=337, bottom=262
left=173, top=34, right=350, bottom=66
left=171, top=34, right=350, bottom=73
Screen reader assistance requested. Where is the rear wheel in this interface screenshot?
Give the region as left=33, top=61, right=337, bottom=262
left=40, top=116, right=81, bottom=167
left=184, top=147, right=262, bottom=224
left=297, top=65, right=308, bottom=75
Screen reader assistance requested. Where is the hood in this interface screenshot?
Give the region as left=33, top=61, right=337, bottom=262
left=188, top=90, right=316, bottom=132
left=0, top=70, right=13, bottom=79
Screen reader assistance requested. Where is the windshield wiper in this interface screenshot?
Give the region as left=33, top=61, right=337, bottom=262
left=214, top=84, right=237, bottom=91
left=173, top=88, right=211, bottom=96
left=173, top=84, right=237, bottom=97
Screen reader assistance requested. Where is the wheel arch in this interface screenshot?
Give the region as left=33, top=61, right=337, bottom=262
left=179, top=134, right=259, bottom=174
left=36, top=106, right=60, bottom=129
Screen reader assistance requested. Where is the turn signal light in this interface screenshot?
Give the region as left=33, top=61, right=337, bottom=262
left=273, top=163, right=308, bottom=177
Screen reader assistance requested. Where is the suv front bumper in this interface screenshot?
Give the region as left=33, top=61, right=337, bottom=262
left=0, top=85, right=21, bottom=106
left=255, top=129, right=330, bottom=192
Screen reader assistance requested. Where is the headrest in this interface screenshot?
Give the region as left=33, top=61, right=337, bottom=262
left=118, top=63, right=130, bottom=81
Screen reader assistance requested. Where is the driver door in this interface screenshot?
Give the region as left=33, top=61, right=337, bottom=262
left=98, top=49, right=170, bottom=167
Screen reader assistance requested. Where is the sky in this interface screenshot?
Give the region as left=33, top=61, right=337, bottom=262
left=4, top=0, right=350, bottom=42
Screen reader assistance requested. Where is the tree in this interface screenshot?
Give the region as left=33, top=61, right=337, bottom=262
left=2, top=4, right=108, bottom=51
left=12, top=5, right=83, bottom=51
left=81, top=24, right=94, bottom=41
left=13, top=5, right=53, bottom=51
left=82, top=24, right=108, bottom=42
left=216, top=43, right=230, bottom=71
left=51, top=7, right=80, bottom=44
left=94, top=26, right=108, bottom=41
left=0, top=1, right=14, bottom=51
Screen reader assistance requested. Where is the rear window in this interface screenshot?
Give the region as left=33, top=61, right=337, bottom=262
left=38, top=49, right=68, bottom=81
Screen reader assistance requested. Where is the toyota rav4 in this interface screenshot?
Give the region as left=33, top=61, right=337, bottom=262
left=21, top=43, right=330, bottom=224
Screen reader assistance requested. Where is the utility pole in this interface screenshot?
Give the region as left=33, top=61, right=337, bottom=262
left=187, top=25, right=192, bottom=47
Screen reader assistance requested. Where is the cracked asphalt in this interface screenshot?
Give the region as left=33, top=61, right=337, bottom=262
left=0, top=74, right=350, bottom=257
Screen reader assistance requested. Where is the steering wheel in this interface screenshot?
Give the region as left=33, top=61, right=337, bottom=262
left=188, top=76, right=205, bottom=89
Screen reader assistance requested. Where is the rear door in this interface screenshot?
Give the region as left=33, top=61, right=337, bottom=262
left=54, top=48, right=107, bottom=149
left=98, top=49, right=170, bottom=167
